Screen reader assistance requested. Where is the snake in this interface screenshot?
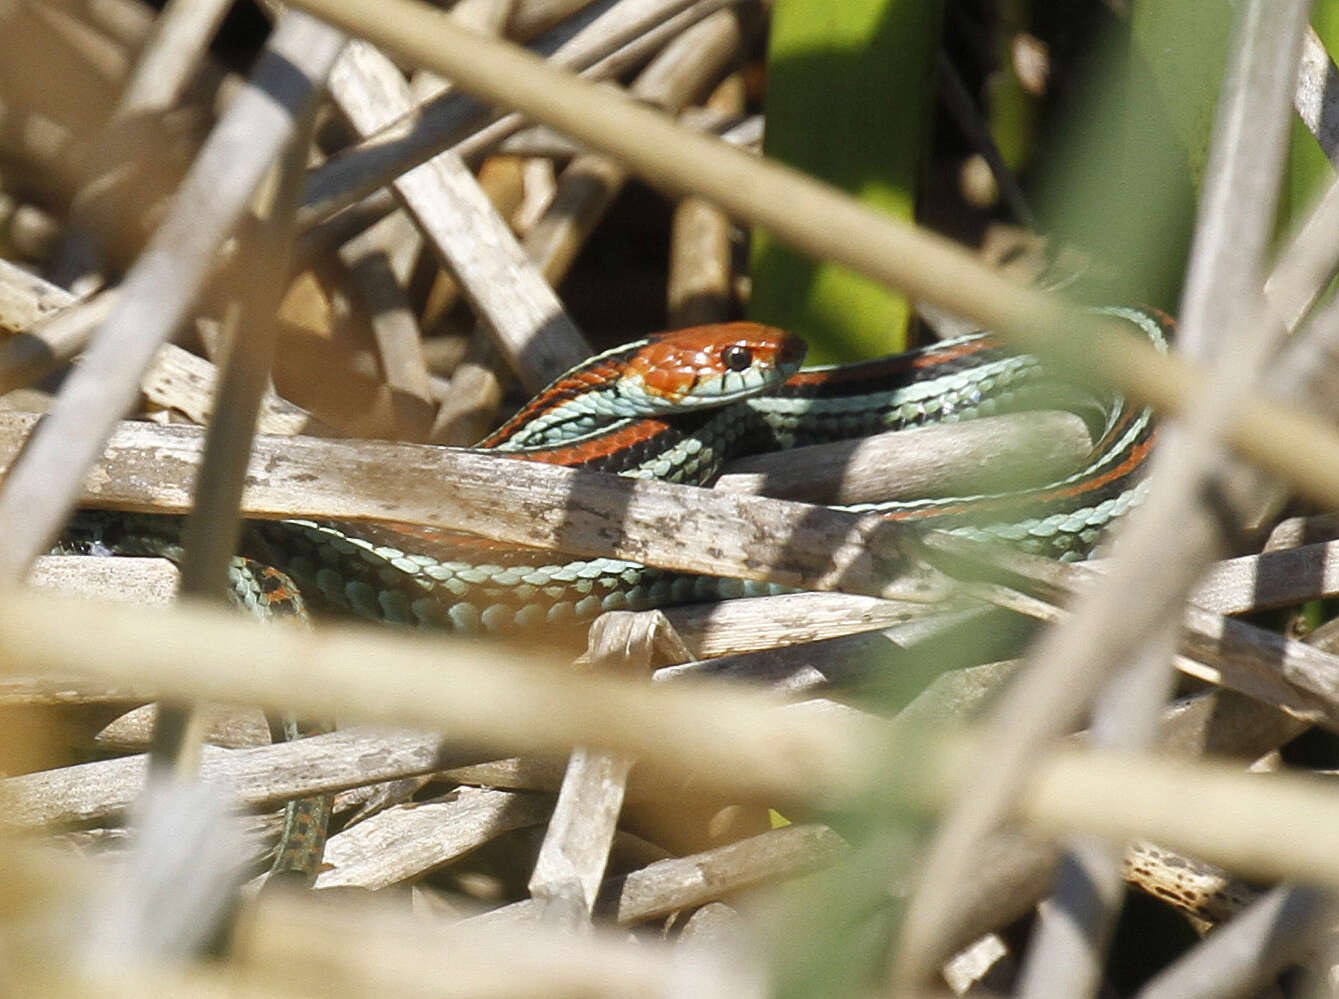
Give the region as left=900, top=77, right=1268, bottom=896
left=60, top=306, right=1169, bottom=635
left=54, top=305, right=1168, bottom=881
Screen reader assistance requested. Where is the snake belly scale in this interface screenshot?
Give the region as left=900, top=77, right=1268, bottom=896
left=60, top=308, right=1169, bottom=634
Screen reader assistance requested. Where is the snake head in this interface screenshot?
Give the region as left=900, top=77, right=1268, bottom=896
left=482, top=322, right=807, bottom=449
left=626, top=322, right=807, bottom=407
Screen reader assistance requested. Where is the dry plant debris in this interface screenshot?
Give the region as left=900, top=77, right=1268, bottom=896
left=5, top=1, right=1339, bottom=996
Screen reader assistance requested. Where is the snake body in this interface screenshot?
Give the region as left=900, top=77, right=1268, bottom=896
left=61, top=307, right=1169, bottom=634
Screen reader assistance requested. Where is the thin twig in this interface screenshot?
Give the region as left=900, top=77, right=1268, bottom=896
left=935, top=51, right=1035, bottom=227
left=1295, top=24, right=1339, bottom=163
left=114, top=0, right=233, bottom=113
left=179, top=93, right=316, bottom=603
left=667, top=74, right=743, bottom=326
left=528, top=611, right=694, bottom=923
left=336, top=211, right=436, bottom=429
left=481, top=823, right=848, bottom=927
left=6, top=727, right=492, bottom=829
left=317, top=786, right=553, bottom=890
left=151, top=71, right=322, bottom=791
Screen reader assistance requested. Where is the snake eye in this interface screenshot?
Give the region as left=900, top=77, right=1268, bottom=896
left=721, top=344, right=753, bottom=371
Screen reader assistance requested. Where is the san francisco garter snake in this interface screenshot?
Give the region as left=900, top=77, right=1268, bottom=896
left=59, top=307, right=1169, bottom=634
